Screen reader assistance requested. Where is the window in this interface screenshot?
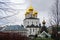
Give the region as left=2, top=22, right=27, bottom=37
left=36, top=28, right=37, bottom=31
left=36, top=22, right=37, bottom=24
left=28, top=21, right=29, bottom=24
left=32, top=22, right=33, bottom=24
left=33, top=28, right=34, bottom=32
left=30, top=28, right=31, bottom=34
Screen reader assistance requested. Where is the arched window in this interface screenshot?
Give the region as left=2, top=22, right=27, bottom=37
left=28, top=21, right=29, bottom=24
left=33, top=28, right=34, bottom=32
left=30, top=28, right=31, bottom=34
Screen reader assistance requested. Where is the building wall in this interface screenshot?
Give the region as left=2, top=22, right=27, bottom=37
left=23, top=17, right=40, bottom=36
left=23, top=19, right=40, bottom=28
left=26, top=28, right=39, bottom=36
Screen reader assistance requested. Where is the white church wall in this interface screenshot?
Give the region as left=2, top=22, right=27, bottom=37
left=26, top=28, right=39, bottom=36
left=23, top=19, right=40, bottom=28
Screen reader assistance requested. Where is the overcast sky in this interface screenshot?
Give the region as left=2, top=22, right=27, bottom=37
left=0, top=0, right=56, bottom=27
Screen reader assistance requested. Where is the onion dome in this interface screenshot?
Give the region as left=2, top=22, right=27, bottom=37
left=33, top=14, right=35, bottom=16
left=42, top=20, right=46, bottom=24
left=25, top=11, right=29, bottom=15
left=34, top=10, right=38, bottom=14
left=35, top=12, right=38, bottom=14
left=28, top=5, right=34, bottom=11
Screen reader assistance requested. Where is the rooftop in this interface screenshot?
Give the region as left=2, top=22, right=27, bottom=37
left=1, top=25, right=28, bottom=32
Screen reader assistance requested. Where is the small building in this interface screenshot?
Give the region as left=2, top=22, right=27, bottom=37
left=38, top=19, right=51, bottom=38
left=1, top=25, right=28, bottom=36
left=40, top=19, right=48, bottom=33
left=38, top=31, right=51, bottom=38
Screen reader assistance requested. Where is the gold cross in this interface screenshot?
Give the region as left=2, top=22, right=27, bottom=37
left=30, top=0, right=32, bottom=5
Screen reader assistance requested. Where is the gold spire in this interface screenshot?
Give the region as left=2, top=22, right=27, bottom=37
left=25, top=0, right=33, bottom=13
left=30, top=0, right=32, bottom=6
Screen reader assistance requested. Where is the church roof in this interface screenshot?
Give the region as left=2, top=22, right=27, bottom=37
left=0, top=27, right=4, bottom=31
left=33, top=10, right=38, bottom=14
left=26, top=24, right=40, bottom=28
left=38, top=31, right=51, bottom=38
left=40, top=26, right=48, bottom=33
left=25, top=10, right=30, bottom=15
left=26, top=5, right=34, bottom=12
left=24, top=18, right=39, bottom=20
left=1, top=25, right=28, bottom=31
left=25, top=5, right=38, bottom=16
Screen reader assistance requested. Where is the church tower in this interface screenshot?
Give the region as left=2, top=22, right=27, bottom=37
left=23, top=5, right=41, bottom=36
left=40, top=19, right=48, bottom=33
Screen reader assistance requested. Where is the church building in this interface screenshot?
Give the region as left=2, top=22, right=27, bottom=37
left=23, top=5, right=41, bottom=36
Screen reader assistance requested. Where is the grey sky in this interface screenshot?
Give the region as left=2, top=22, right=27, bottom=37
left=0, top=0, right=55, bottom=26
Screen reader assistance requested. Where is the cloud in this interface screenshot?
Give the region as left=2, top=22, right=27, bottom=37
left=10, top=0, right=25, bottom=3
left=0, top=0, right=55, bottom=26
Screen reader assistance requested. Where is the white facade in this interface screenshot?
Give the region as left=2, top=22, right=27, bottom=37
left=23, top=18, right=40, bottom=36
left=27, top=28, right=39, bottom=35
left=23, top=19, right=40, bottom=27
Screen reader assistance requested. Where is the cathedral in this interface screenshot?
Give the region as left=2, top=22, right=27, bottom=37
left=23, top=5, right=41, bottom=36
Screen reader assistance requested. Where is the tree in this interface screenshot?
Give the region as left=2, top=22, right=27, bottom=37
left=49, top=0, right=60, bottom=40
left=0, top=0, right=21, bottom=25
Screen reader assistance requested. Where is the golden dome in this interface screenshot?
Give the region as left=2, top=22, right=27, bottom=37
left=42, top=20, right=46, bottom=24
left=26, top=11, right=30, bottom=14
left=25, top=13, right=27, bottom=15
left=33, top=14, right=35, bottom=16
left=28, top=5, right=34, bottom=11
left=29, top=5, right=33, bottom=9
left=34, top=10, right=38, bottom=14
left=25, top=11, right=29, bottom=15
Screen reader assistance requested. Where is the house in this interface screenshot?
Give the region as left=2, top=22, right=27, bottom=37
left=38, top=19, right=51, bottom=38
left=1, top=25, right=28, bottom=36
left=38, top=31, right=51, bottom=38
